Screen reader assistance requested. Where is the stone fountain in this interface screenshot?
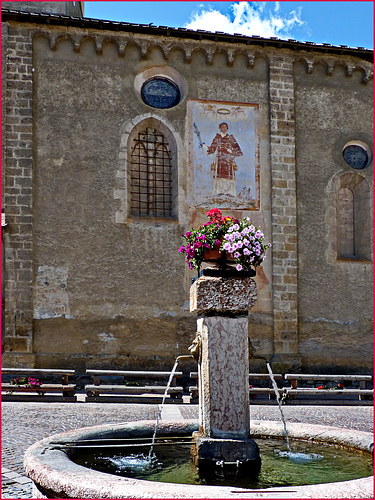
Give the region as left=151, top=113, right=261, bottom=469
left=189, top=272, right=260, bottom=476
left=23, top=270, right=373, bottom=498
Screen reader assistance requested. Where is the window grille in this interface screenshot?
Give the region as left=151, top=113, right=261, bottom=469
left=130, top=128, right=172, bottom=217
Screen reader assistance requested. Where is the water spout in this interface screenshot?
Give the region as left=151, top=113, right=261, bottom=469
left=148, top=357, right=181, bottom=460
left=266, top=362, right=290, bottom=452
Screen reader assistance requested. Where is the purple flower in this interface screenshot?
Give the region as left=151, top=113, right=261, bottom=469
left=236, top=264, right=243, bottom=271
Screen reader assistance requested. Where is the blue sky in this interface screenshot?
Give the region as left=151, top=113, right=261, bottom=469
left=84, top=2, right=373, bottom=49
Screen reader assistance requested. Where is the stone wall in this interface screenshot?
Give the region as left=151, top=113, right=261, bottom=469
left=294, top=60, right=373, bottom=372
left=1, top=15, right=373, bottom=373
left=2, top=24, right=35, bottom=366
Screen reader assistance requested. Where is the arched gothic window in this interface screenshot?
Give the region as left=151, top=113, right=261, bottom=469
left=130, top=127, right=172, bottom=218
left=337, top=173, right=371, bottom=261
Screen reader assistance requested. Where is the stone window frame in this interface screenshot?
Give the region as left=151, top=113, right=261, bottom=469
left=115, top=114, right=185, bottom=224
left=336, top=172, right=372, bottom=262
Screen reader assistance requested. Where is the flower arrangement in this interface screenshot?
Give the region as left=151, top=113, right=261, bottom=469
left=179, top=208, right=270, bottom=272
left=6, top=376, right=42, bottom=395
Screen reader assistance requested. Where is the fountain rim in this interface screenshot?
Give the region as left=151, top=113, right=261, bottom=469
left=24, top=419, right=373, bottom=499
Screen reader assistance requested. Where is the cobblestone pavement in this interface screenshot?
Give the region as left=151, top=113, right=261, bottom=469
left=1, top=401, right=373, bottom=498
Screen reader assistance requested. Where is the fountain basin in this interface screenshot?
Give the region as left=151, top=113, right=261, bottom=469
left=24, top=419, right=373, bottom=499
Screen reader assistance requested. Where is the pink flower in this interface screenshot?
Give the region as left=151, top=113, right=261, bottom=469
left=236, top=264, right=243, bottom=271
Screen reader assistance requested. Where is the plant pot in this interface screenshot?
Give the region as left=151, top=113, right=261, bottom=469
left=203, top=248, right=222, bottom=262
left=203, top=248, right=236, bottom=271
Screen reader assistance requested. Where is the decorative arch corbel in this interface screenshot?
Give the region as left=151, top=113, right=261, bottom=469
left=293, top=56, right=315, bottom=74
left=94, top=36, right=104, bottom=55
left=246, top=52, right=255, bottom=68
left=205, top=47, right=214, bottom=65
left=101, top=37, right=120, bottom=55
left=50, top=33, right=77, bottom=52
left=137, top=40, right=149, bottom=59
left=32, top=31, right=51, bottom=48
left=362, top=68, right=372, bottom=84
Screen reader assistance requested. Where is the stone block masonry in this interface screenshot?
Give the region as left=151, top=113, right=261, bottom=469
left=2, top=26, right=34, bottom=365
left=190, top=276, right=257, bottom=314
left=269, top=54, right=299, bottom=359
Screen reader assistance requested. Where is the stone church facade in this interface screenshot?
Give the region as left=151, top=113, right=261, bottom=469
left=1, top=2, right=373, bottom=373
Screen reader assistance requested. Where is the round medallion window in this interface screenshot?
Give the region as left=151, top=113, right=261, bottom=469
left=342, top=141, right=371, bottom=170
left=141, top=77, right=180, bottom=109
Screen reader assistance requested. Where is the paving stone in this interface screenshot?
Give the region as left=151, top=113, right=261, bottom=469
left=14, top=476, right=33, bottom=484
left=2, top=472, right=20, bottom=479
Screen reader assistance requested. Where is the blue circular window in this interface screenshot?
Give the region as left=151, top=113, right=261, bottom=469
left=141, top=77, right=180, bottom=109
left=343, top=144, right=369, bottom=169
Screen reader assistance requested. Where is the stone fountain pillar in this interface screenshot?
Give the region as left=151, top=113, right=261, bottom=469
left=189, top=274, right=260, bottom=475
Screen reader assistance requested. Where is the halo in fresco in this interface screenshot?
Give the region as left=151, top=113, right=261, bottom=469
left=187, top=99, right=260, bottom=210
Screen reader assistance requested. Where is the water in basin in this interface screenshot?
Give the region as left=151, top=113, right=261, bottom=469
left=71, top=437, right=373, bottom=489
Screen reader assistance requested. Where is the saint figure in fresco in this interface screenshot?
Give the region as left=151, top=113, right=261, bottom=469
left=201, top=122, right=243, bottom=196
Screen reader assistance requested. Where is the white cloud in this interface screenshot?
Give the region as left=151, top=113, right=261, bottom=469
left=185, top=2, right=305, bottom=40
